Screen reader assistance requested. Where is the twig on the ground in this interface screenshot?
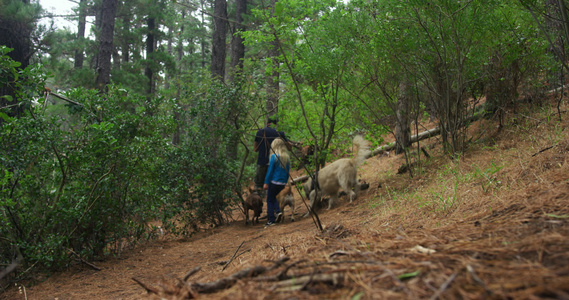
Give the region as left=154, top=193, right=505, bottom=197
left=183, top=266, right=202, bottom=282
left=191, top=257, right=290, bottom=293
left=272, top=273, right=344, bottom=292
left=68, top=249, right=101, bottom=271
left=532, top=145, right=556, bottom=157
left=430, top=272, right=458, bottom=300
left=467, top=265, right=491, bottom=295
left=222, top=241, right=245, bottom=271
left=132, top=277, right=160, bottom=294
left=252, top=259, right=307, bottom=282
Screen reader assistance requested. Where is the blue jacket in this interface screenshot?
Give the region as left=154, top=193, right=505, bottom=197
left=264, top=154, right=290, bottom=185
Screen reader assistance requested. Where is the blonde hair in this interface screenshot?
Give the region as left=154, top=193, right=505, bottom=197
left=270, top=138, right=290, bottom=168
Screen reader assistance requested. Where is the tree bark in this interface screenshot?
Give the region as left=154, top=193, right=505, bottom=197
left=95, top=0, right=118, bottom=93
left=211, top=0, right=228, bottom=81
left=228, top=0, right=246, bottom=83
left=145, top=16, right=156, bottom=96
left=266, top=0, right=280, bottom=117
left=0, top=0, right=33, bottom=118
left=395, top=81, right=411, bottom=154
left=74, top=0, right=87, bottom=69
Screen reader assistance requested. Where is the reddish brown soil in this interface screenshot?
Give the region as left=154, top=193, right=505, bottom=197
left=2, top=99, right=569, bottom=299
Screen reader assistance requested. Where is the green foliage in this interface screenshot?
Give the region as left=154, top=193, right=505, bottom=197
left=157, top=80, right=247, bottom=234
left=0, top=52, right=249, bottom=277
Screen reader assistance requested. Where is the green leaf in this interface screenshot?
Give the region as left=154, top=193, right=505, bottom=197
left=397, top=270, right=420, bottom=280
left=0, top=111, right=11, bottom=122
left=1, top=95, right=13, bottom=102
left=545, top=213, right=569, bottom=219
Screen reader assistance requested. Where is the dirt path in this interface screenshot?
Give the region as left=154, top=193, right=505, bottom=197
left=2, top=102, right=569, bottom=299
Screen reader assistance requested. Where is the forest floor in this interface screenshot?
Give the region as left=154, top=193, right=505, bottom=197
left=2, top=96, right=569, bottom=300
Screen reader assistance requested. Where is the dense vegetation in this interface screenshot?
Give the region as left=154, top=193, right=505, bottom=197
left=1, top=0, right=567, bottom=283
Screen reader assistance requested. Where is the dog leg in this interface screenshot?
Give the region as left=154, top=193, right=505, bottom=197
left=349, top=190, right=357, bottom=203
left=328, top=195, right=338, bottom=210
left=303, top=190, right=317, bottom=217
left=290, top=198, right=295, bottom=222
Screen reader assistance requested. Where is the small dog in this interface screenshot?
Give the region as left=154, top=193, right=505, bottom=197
left=244, top=186, right=263, bottom=225
left=276, top=184, right=295, bottom=222
left=303, top=135, right=370, bottom=216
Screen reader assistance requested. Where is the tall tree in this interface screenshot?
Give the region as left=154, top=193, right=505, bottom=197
left=228, top=0, right=246, bottom=83
left=74, top=0, right=87, bottom=69
left=266, top=0, right=279, bottom=117
left=145, top=16, right=156, bottom=96
left=395, top=81, right=411, bottom=154
left=95, top=0, right=118, bottom=93
left=211, top=0, right=228, bottom=81
left=0, top=0, right=39, bottom=117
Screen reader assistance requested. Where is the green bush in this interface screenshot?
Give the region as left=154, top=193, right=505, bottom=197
left=1, top=51, right=245, bottom=278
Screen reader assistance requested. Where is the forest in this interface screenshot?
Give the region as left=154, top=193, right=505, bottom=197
left=1, top=0, right=568, bottom=293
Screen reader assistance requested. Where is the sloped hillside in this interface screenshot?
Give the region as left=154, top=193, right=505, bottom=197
left=2, top=97, right=568, bottom=299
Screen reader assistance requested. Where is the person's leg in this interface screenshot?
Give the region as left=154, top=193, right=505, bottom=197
left=266, top=193, right=275, bottom=223
left=254, top=165, right=268, bottom=196
left=267, top=183, right=285, bottom=223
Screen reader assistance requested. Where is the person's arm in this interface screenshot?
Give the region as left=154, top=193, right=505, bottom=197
left=254, top=129, right=263, bottom=152
left=264, top=155, right=275, bottom=190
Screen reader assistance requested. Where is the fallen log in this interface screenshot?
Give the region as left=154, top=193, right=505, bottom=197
left=291, top=105, right=488, bottom=184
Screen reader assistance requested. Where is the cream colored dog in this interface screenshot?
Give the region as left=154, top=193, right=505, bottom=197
left=303, top=135, right=370, bottom=216
left=276, top=184, right=295, bottom=222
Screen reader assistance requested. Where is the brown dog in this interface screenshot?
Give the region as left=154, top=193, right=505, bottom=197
left=303, top=135, right=370, bottom=216
left=244, top=186, right=263, bottom=225
left=276, top=184, right=295, bottom=222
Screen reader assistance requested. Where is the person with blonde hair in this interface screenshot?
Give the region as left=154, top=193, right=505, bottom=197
left=263, top=138, right=291, bottom=227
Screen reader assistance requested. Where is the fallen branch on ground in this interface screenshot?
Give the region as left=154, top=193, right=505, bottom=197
left=221, top=241, right=245, bottom=271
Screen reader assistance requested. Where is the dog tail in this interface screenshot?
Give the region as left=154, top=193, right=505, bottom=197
left=352, top=135, right=371, bottom=167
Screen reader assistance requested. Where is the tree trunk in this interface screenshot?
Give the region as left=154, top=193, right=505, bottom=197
left=201, top=0, right=207, bottom=68
left=395, top=81, right=411, bottom=154
left=74, top=0, right=87, bottom=69
left=0, top=0, right=33, bottom=118
left=266, top=0, right=280, bottom=117
left=95, top=0, right=118, bottom=93
left=145, top=17, right=156, bottom=96
left=211, top=0, right=228, bottom=81
left=228, top=0, right=246, bottom=83
left=172, top=11, right=185, bottom=146
left=122, top=14, right=131, bottom=63
left=226, top=0, right=247, bottom=159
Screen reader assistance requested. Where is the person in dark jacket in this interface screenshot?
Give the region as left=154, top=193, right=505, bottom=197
left=253, top=118, right=288, bottom=194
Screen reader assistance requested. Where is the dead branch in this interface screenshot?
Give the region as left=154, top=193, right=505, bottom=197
left=222, top=241, right=245, bottom=271
left=0, top=249, right=23, bottom=280
left=190, top=257, right=290, bottom=294
left=252, top=259, right=308, bottom=282
left=132, top=277, right=161, bottom=294
left=68, top=249, right=101, bottom=271
left=183, top=267, right=201, bottom=282
left=272, top=273, right=344, bottom=293
left=0, top=261, right=19, bottom=281
left=466, top=265, right=491, bottom=295
left=430, top=272, right=458, bottom=300
left=49, top=91, right=84, bottom=107
left=531, top=145, right=556, bottom=157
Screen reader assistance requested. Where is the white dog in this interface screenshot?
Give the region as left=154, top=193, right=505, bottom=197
left=303, top=135, right=370, bottom=216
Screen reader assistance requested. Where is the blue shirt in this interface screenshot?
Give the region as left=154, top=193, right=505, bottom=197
left=264, top=154, right=291, bottom=185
